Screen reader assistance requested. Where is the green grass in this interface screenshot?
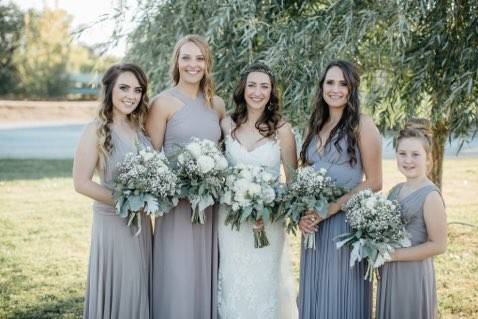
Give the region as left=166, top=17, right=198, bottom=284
left=0, top=159, right=477, bottom=318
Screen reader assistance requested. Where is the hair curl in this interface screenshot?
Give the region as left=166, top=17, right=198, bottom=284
left=170, top=34, right=215, bottom=106
left=300, top=60, right=361, bottom=166
left=231, top=62, right=283, bottom=139
left=96, top=63, right=149, bottom=163
left=396, top=118, right=433, bottom=154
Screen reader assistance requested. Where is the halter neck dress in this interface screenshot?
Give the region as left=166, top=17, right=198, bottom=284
left=152, top=87, right=221, bottom=319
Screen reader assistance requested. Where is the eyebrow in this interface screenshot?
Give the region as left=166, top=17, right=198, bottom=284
left=118, top=83, right=142, bottom=89
left=247, top=81, right=270, bottom=85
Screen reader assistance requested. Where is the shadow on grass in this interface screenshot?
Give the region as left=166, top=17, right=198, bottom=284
left=7, top=296, right=84, bottom=319
left=0, top=159, right=73, bottom=181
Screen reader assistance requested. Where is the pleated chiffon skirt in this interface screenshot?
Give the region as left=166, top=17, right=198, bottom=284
left=84, top=202, right=153, bottom=319
left=152, top=200, right=218, bottom=319
left=299, top=211, right=371, bottom=319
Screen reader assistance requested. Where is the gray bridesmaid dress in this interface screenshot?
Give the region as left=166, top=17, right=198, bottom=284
left=152, top=87, right=221, bottom=319
left=299, top=135, right=372, bottom=319
left=376, top=183, right=442, bottom=319
left=84, top=129, right=153, bottom=319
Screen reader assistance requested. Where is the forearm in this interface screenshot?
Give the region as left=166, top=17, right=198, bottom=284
left=391, top=240, right=447, bottom=262
left=74, top=180, right=114, bottom=206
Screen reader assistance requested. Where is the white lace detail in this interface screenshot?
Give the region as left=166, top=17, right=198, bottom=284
left=217, top=136, right=298, bottom=319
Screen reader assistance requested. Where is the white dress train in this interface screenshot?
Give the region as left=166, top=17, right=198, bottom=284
left=217, top=135, right=298, bottom=319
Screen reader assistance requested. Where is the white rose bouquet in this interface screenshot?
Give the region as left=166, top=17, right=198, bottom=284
left=113, top=146, right=180, bottom=235
left=280, top=166, right=346, bottom=249
left=220, top=164, right=281, bottom=248
left=336, top=190, right=411, bottom=280
left=175, top=138, right=228, bottom=224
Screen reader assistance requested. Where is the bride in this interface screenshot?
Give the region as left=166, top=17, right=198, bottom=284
left=218, top=62, right=298, bottom=318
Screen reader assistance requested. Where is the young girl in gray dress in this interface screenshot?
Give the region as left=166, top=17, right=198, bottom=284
left=376, top=119, right=447, bottom=319
left=73, top=64, right=153, bottom=319
left=298, top=60, right=382, bottom=319
left=146, top=35, right=225, bottom=319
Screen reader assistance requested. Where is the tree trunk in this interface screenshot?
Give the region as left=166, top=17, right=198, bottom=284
left=430, top=120, right=448, bottom=190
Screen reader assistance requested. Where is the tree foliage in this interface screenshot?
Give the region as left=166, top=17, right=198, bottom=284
left=123, top=0, right=478, bottom=188
left=0, top=1, right=23, bottom=95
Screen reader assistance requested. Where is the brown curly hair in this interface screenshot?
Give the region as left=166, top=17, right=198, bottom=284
left=231, top=62, right=283, bottom=139
left=396, top=118, right=433, bottom=154
left=96, top=63, right=149, bottom=162
left=300, top=60, right=361, bottom=166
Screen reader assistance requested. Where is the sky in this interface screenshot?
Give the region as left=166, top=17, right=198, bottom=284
left=13, top=0, right=137, bottom=56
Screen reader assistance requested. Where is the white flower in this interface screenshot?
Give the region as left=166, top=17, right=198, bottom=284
left=197, top=155, right=215, bottom=173
left=178, top=154, right=186, bottom=165
left=316, top=175, right=324, bottom=182
left=139, top=149, right=155, bottom=161
left=262, top=172, right=274, bottom=183
left=262, top=186, right=276, bottom=203
left=186, top=143, right=202, bottom=159
left=215, top=156, right=228, bottom=170
left=319, top=168, right=327, bottom=175
left=248, top=183, right=261, bottom=196
left=365, top=196, right=377, bottom=210
left=239, top=169, right=252, bottom=180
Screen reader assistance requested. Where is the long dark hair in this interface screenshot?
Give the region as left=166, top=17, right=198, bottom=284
left=231, top=62, right=282, bottom=139
left=97, top=63, right=149, bottom=160
left=300, top=60, right=361, bottom=166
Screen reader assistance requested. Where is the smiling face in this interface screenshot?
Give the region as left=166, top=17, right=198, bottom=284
left=244, top=71, right=272, bottom=111
left=396, top=137, right=429, bottom=180
left=322, top=66, right=349, bottom=109
left=111, top=71, right=143, bottom=116
left=177, top=41, right=206, bottom=85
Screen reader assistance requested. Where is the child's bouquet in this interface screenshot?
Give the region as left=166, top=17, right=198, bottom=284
left=280, top=166, right=346, bottom=249
left=114, top=146, right=180, bottom=235
left=221, top=164, right=282, bottom=248
left=176, top=138, right=229, bottom=224
left=336, top=190, right=411, bottom=280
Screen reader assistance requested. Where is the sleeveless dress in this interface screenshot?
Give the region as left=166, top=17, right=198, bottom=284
left=152, top=87, right=221, bottom=319
left=376, top=183, right=442, bottom=319
left=217, top=134, right=298, bottom=319
left=299, top=135, right=371, bottom=319
left=83, top=128, right=153, bottom=319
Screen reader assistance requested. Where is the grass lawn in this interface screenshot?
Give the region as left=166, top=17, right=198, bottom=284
left=1, top=158, right=477, bottom=318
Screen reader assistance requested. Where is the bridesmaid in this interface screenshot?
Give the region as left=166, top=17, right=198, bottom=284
left=73, top=63, right=152, bottom=319
left=376, top=119, right=447, bottom=319
left=298, top=60, right=382, bottom=319
left=146, top=35, right=225, bottom=319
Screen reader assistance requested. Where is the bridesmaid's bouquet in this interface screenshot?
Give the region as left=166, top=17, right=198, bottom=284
left=280, top=166, right=346, bottom=249
left=220, top=164, right=281, bottom=248
left=336, top=190, right=411, bottom=280
left=175, top=138, right=229, bottom=224
left=113, top=146, right=180, bottom=235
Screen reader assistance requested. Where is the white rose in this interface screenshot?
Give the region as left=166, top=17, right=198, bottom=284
left=319, top=168, right=327, bottom=175
left=248, top=183, right=261, bottom=196
left=186, top=143, right=202, bottom=159
left=178, top=154, right=186, bottom=165
left=262, top=172, right=274, bottom=183
left=239, top=169, right=252, bottom=180
left=262, top=187, right=276, bottom=203
left=197, top=155, right=215, bottom=173
left=215, top=156, right=228, bottom=170
left=139, top=150, right=155, bottom=162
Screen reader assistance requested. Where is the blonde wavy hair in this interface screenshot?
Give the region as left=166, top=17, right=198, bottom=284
left=170, top=34, right=215, bottom=106
left=96, top=63, right=149, bottom=165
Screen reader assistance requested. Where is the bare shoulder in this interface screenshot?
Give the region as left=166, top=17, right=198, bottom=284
left=424, top=189, right=446, bottom=210
left=277, top=120, right=294, bottom=138
left=212, top=95, right=226, bottom=119
left=358, top=114, right=381, bottom=140
left=220, top=115, right=234, bottom=133
left=81, top=121, right=99, bottom=139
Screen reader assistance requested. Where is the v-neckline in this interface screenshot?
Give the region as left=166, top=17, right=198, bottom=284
left=396, top=183, right=432, bottom=202
left=227, top=135, right=277, bottom=154
left=111, top=127, right=140, bottom=147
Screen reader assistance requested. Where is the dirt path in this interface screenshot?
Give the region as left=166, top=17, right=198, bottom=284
left=0, top=100, right=97, bottom=127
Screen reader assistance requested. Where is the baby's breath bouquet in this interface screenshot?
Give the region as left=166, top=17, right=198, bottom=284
left=175, top=138, right=228, bottom=224
left=220, top=164, right=281, bottom=248
left=336, top=190, right=411, bottom=280
left=280, top=166, right=346, bottom=249
left=113, top=146, right=180, bottom=235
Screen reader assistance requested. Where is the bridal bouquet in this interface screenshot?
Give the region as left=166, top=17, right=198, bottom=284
left=221, top=164, right=281, bottom=248
left=280, top=166, right=346, bottom=249
left=113, top=146, right=180, bottom=235
left=336, top=190, right=411, bottom=280
left=176, top=138, right=228, bottom=224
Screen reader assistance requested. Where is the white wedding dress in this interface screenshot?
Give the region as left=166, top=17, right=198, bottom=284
left=217, top=135, right=298, bottom=319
